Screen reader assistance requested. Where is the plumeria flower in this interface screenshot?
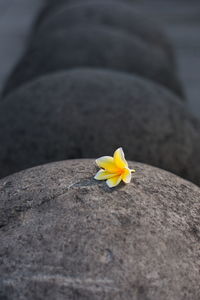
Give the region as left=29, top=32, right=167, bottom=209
left=94, top=147, right=135, bottom=188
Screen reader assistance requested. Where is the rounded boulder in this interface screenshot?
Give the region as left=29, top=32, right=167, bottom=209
left=3, top=25, right=183, bottom=97
left=0, top=159, right=200, bottom=300
left=34, top=1, right=175, bottom=64
left=0, top=69, right=199, bottom=184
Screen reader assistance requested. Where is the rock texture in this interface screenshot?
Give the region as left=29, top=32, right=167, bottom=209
left=3, top=25, right=183, bottom=97
left=0, top=159, right=200, bottom=300
left=0, top=69, right=199, bottom=184
left=35, top=1, right=174, bottom=64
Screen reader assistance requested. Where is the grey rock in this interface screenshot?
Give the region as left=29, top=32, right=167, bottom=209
left=36, top=0, right=125, bottom=26
left=35, top=1, right=175, bottom=64
left=0, top=69, right=199, bottom=184
left=3, top=25, right=183, bottom=97
left=44, top=0, right=134, bottom=13
left=0, top=159, right=200, bottom=300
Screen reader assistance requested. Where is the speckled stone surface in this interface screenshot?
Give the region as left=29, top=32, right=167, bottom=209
left=3, top=25, right=183, bottom=97
left=0, top=159, right=199, bottom=300
left=0, top=69, right=199, bottom=183
left=34, top=1, right=175, bottom=64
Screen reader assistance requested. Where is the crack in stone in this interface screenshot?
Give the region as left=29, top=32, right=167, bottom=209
left=2, top=274, right=118, bottom=292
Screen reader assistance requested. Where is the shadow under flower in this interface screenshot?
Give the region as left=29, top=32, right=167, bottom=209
left=71, top=177, right=125, bottom=194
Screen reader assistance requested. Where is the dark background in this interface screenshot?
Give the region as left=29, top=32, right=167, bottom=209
left=0, top=0, right=200, bottom=117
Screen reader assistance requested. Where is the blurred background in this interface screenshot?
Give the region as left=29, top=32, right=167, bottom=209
left=0, top=0, right=199, bottom=118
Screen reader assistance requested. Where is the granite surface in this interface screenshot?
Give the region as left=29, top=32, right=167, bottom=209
left=0, top=159, right=199, bottom=300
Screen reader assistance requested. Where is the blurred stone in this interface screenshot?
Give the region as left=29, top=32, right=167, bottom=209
left=0, top=159, right=199, bottom=300
left=3, top=25, right=183, bottom=97
left=0, top=69, right=199, bottom=183
left=44, top=0, right=136, bottom=15
left=36, top=0, right=134, bottom=27
left=35, top=1, right=175, bottom=64
left=0, top=0, right=44, bottom=94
